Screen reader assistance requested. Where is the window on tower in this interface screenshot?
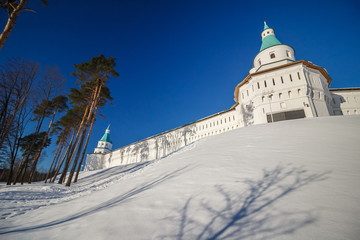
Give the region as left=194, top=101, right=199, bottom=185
left=270, top=52, right=275, bottom=59
left=258, top=59, right=261, bottom=65
left=286, top=50, right=291, bottom=57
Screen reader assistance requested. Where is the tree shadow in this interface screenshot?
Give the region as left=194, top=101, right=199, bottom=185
left=165, top=164, right=329, bottom=240
left=0, top=166, right=189, bottom=235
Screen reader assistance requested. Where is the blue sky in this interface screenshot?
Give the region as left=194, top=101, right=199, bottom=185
left=1, top=0, right=359, bottom=169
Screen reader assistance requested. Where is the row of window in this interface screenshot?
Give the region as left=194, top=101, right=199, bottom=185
left=334, top=109, right=359, bottom=115
left=332, top=96, right=359, bottom=104
left=196, top=115, right=236, bottom=131
left=242, top=72, right=302, bottom=99
left=192, top=125, right=239, bottom=140
left=261, top=89, right=302, bottom=102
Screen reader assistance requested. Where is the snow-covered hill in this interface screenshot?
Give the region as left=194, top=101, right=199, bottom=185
left=1, top=115, right=360, bottom=240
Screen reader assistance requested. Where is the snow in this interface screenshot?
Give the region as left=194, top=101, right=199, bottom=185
left=1, top=115, right=360, bottom=240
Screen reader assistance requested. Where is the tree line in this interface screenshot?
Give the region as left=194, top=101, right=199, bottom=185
left=0, top=1, right=119, bottom=186
left=0, top=55, right=119, bottom=186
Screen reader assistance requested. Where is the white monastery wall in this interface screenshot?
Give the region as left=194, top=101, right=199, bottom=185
left=85, top=22, right=360, bottom=171
left=85, top=109, right=240, bottom=170
left=330, top=89, right=360, bottom=116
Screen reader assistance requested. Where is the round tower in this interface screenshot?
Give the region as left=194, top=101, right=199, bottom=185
left=249, top=21, right=295, bottom=73
left=94, top=125, right=113, bottom=154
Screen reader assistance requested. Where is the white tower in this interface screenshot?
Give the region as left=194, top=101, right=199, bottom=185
left=94, top=125, right=113, bottom=154
left=234, top=22, right=333, bottom=125
left=249, top=21, right=296, bottom=74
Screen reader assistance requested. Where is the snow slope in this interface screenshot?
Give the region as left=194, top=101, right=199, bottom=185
left=0, top=115, right=359, bottom=240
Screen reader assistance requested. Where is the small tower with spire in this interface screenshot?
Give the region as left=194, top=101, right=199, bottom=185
left=94, top=125, right=113, bottom=154
left=249, top=21, right=295, bottom=73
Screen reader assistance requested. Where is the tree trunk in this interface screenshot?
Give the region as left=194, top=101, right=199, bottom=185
left=74, top=113, right=96, bottom=182
left=28, top=110, right=56, bottom=183
left=12, top=115, right=45, bottom=185
left=51, top=132, right=75, bottom=183
left=65, top=127, right=87, bottom=186
left=0, top=0, right=28, bottom=49
left=44, top=141, right=63, bottom=183
left=63, top=80, right=102, bottom=186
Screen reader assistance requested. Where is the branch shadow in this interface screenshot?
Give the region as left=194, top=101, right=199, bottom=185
left=0, top=166, right=189, bottom=235
left=165, top=164, right=329, bottom=240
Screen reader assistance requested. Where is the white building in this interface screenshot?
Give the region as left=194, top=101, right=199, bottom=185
left=85, top=22, right=360, bottom=171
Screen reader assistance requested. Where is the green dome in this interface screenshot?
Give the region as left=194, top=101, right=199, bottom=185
left=260, top=34, right=282, bottom=51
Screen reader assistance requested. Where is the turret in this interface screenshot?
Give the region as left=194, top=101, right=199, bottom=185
left=249, top=21, right=295, bottom=73
left=94, top=125, right=113, bottom=154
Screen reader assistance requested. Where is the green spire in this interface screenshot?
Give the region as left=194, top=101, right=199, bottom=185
left=260, top=22, right=282, bottom=51
left=100, top=125, right=112, bottom=143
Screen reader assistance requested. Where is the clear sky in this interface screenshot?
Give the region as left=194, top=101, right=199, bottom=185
left=1, top=0, right=359, bottom=169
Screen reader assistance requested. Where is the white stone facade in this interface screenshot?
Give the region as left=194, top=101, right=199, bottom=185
left=330, top=88, right=360, bottom=116
left=85, top=109, right=240, bottom=170
left=85, top=23, right=360, bottom=171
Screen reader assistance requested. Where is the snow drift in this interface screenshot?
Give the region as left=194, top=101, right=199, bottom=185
left=0, top=115, right=359, bottom=240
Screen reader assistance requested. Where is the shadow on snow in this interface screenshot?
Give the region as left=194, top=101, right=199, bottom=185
left=0, top=166, right=189, bottom=235
left=163, top=164, right=329, bottom=240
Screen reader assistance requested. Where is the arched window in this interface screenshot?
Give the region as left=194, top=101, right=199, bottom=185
left=270, top=52, right=275, bottom=59
left=288, top=91, right=292, bottom=98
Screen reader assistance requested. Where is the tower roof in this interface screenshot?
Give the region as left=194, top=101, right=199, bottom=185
left=100, top=125, right=112, bottom=143
left=260, top=22, right=282, bottom=51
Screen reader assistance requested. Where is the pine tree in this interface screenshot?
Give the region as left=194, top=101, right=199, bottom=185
left=0, top=0, right=48, bottom=49
left=63, top=54, right=118, bottom=186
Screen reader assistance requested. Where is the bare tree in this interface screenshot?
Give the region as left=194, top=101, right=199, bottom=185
left=0, top=59, right=38, bottom=153
left=12, top=67, right=65, bottom=185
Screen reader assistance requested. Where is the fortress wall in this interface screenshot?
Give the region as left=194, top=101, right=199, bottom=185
left=330, top=89, right=360, bottom=116
left=85, top=109, right=241, bottom=170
